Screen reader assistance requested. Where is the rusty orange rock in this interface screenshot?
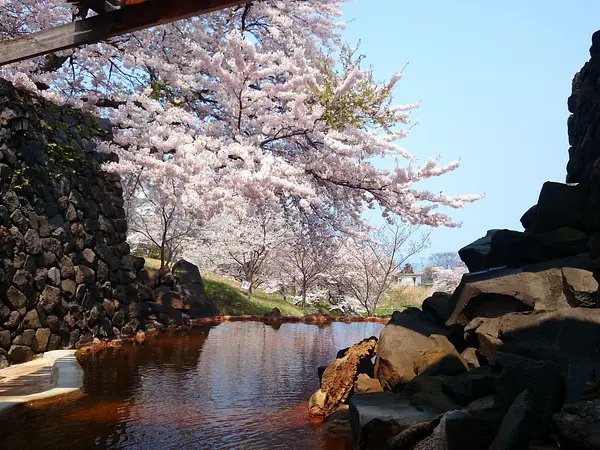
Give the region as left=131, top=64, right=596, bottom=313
left=308, top=336, right=378, bottom=421
left=135, top=331, right=146, bottom=343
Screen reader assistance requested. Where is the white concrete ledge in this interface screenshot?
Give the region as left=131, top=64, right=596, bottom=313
left=0, top=350, right=84, bottom=417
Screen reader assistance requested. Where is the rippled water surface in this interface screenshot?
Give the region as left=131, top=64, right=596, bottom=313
left=0, top=321, right=384, bottom=449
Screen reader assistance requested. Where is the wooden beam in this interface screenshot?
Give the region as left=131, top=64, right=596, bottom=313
left=0, top=0, right=248, bottom=67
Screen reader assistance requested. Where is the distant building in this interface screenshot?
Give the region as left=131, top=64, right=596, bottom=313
left=395, top=273, right=423, bottom=287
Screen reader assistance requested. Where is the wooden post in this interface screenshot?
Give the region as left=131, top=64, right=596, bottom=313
left=0, top=0, right=248, bottom=67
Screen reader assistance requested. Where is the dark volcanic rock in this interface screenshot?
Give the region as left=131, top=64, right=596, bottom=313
left=422, top=292, right=452, bottom=327
left=459, top=228, right=592, bottom=273
left=24, top=229, right=42, bottom=255
left=554, top=399, right=600, bottom=449
left=494, top=358, right=561, bottom=438
left=464, top=308, right=600, bottom=374
left=8, top=345, right=34, bottom=364
left=39, top=285, right=60, bottom=312
left=6, top=285, right=27, bottom=310
left=489, top=390, right=533, bottom=450
left=171, top=259, right=216, bottom=318
left=458, top=229, right=498, bottom=273
left=442, top=366, right=497, bottom=405
left=31, top=328, right=51, bottom=352
left=23, top=309, right=42, bottom=329
left=447, top=254, right=599, bottom=329
left=530, top=182, right=588, bottom=233
left=75, top=265, right=95, bottom=284
left=349, top=392, right=441, bottom=447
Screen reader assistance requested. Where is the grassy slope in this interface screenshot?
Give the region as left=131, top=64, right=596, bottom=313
left=143, top=258, right=304, bottom=317
left=375, top=285, right=431, bottom=315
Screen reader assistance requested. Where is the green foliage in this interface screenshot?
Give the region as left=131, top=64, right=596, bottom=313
left=312, top=43, right=400, bottom=134
left=149, top=79, right=180, bottom=105
left=44, top=141, right=84, bottom=175
left=89, top=126, right=109, bottom=138
left=11, top=167, right=30, bottom=191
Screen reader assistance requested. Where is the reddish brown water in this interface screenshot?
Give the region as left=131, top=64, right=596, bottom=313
left=0, top=321, right=383, bottom=449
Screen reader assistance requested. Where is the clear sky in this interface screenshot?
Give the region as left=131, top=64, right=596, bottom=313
left=340, top=0, right=600, bottom=266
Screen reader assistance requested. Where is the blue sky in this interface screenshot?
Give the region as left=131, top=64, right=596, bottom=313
left=340, top=0, right=600, bottom=266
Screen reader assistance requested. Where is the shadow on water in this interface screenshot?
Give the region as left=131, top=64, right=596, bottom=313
left=0, top=321, right=383, bottom=450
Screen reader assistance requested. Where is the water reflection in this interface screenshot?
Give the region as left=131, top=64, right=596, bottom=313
left=0, top=321, right=383, bottom=449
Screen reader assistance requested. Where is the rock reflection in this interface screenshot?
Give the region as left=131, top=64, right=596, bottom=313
left=0, top=322, right=383, bottom=449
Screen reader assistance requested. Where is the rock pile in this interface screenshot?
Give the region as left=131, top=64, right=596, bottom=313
left=310, top=31, right=600, bottom=450
left=0, top=80, right=215, bottom=368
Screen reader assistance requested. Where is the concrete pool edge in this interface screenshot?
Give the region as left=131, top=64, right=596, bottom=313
left=0, top=350, right=84, bottom=418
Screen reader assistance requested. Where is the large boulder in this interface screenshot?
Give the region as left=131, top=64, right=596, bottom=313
left=154, top=286, right=189, bottom=310
left=309, top=336, right=378, bottom=421
left=566, top=363, right=600, bottom=404
left=421, top=292, right=452, bottom=327
left=263, top=307, right=282, bottom=318
left=553, top=399, right=600, bottom=450
left=458, top=229, right=498, bottom=273
left=172, top=259, right=203, bottom=284
left=171, top=259, right=216, bottom=318
left=412, top=409, right=504, bottom=450
left=442, top=366, right=498, bottom=406
left=489, top=390, right=534, bottom=450
left=375, top=309, right=468, bottom=391
left=360, top=416, right=441, bottom=450
left=349, top=392, right=441, bottom=447
left=458, top=228, right=591, bottom=272
left=447, top=254, right=599, bottom=329
left=464, top=308, right=600, bottom=374
left=494, top=358, right=562, bottom=438
left=521, top=182, right=588, bottom=233
left=404, top=375, right=462, bottom=413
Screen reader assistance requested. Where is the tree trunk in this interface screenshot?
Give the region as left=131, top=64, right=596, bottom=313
left=160, top=221, right=168, bottom=269
left=301, top=278, right=307, bottom=309
left=160, top=243, right=166, bottom=269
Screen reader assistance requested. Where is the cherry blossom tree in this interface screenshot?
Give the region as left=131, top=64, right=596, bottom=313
left=126, top=172, right=214, bottom=269
left=0, top=0, right=482, bottom=237
left=277, top=225, right=340, bottom=309
left=331, top=222, right=430, bottom=316
left=431, top=264, right=468, bottom=294
left=199, top=209, right=291, bottom=294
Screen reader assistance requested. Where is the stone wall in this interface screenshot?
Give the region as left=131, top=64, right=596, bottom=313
left=0, top=80, right=213, bottom=368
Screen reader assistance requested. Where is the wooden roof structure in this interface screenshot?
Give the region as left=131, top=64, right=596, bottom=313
left=0, top=0, right=249, bottom=67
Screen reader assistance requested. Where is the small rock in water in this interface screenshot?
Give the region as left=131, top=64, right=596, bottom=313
left=135, top=331, right=146, bottom=343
